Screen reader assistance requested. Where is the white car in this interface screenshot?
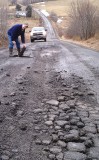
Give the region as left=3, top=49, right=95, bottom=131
left=30, top=27, right=47, bottom=42
left=15, top=11, right=26, bottom=18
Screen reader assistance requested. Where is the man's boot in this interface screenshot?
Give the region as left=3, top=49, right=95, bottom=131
left=17, top=47, right=26, bottom=57
left=20, top=47, right=26, bottom=57
left=17, top=48, right=21, bottom=57
left=9, top=48, right=13, bottom=57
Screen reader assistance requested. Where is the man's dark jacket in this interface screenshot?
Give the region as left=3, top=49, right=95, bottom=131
left=8, top=24, right=25, bottom=43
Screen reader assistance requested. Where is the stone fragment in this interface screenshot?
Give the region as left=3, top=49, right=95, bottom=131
left=84, top=139, right=93, bottom=147
left=46, top=100, right=59, bottom=106
left=10, top=92, right=16, bottom=96
left=77, top=122, right=85, bottom=128
left=70, top=119, right=79, bottom=125
left=19, top=121, right=27, bottom=131
left=23, top=92, right=28, bottom=95
left=93, top=138, right=99, bottom=147
left=33, top=108, right=43, bottom=113
left=0, top=115, right=4, bottom=123
left=58, top=96, right=65, bottom=102
left=52, top=134, right=58, bottom=142
left=83, top=126, right=97, bottom=134
left=50, top=146, right=62, bottom=154
left=35, top=139, right=42, bottom=145
left=49, top=114, right=56, bottom=121
left=55, top=121, right=68, bottom=127
left=1, top=155, right=9, bottom=160
left=59, top=104, right=70, bottom=111
left=97, top=125, right=99, bottom=133
left=88, top=91, right=94, bottom=96
left=6, top=73, right=10, bottom=77
left=64, top=134, right=79, bottom=142
left=64, top=125, right=71, bottom=131
left=5, top=102, right=10, bottom=105
left=17, top=110, right=24, bottom=117
left=64, top=151, right=86, bottom=160
left=64, top=130, right=79, bottom=142
left=67, top=100, right=76, bottom=108
left=70, top=129, right=79, bottom=136
left=42, top=140, right=51, bottom=145
left=55, top=126, right=61, bottom=130
left=35, top=126, right=40, bottom=130
left=45, top=121, right=53, bottom=126
left=88, top=147, right=99, bottom=159
left=56, top=153, right=64, bottom=160
left=48, top=154, right=55, bottom=159
left=58, top=140, right=67, bottom=148
left=67, top=142, right=86, bottom=152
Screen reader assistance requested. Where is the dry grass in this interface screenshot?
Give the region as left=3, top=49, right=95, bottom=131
left=33, top=0, right=99, bottom=16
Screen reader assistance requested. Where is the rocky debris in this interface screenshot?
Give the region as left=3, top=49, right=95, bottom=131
left=88, top=147, right=99, bottom=159
left=63, top=151, right=86, bottom=160
left=57, top=140, right=67, bottom=148
left=49, top=146, right=62, bottom=154
left=93, top=138, right=99, bottom=147
left=33, top=108, right=43, bottom=113
left=46, top=100, right=59, bottom=106
left=57, top=96, right=65, bottom=102
left=87, top=91, right=95, bottom=96
left=35, top=139, right=42, bottom=145
left=42, top=140, right=51, bottom=145
left=1, top=66, right=99, bottom=160
left=6, top=73, right=10, bottom=77
left=55, top=120, right=68, bottom=127
left=48, top=154, right=55, bottom=159
left=67, top=142, right=86, bottom=153
left=40, top=85, right=99, bottom=159
left=45, top=121, right=53, bottom=126
left=10, top=92, right=16, bottom=96
left=1, top=155, right=9, bottom=160
left=0, top=115, right=4, bottom=123
left=19, top=120, right=28, bottom=131
left=59, top=104, right=70, bottom=111
left=17, top=110, right=24, bottom=117
left=83, top=126, right=97, bottom=134
left=56, top=153, right=63, bottom=160
left=52, top=134, right=58, bottom=142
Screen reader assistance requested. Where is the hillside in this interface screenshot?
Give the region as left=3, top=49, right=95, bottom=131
left=33, top=0, right=99, bottom=52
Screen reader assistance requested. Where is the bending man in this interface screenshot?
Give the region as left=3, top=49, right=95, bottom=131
left=7, top=23, right=28, bottom=57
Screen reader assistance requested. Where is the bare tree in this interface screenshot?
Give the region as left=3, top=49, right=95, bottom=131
left=0, top=0, right=8, bottom=46
left=66, top=0, right=98, bottom=40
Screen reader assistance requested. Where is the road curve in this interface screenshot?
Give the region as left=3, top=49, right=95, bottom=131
left=34, top=9, right=99, bottom=104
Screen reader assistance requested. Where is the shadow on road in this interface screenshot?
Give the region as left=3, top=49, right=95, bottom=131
left=12, top=55, right=33, bottom=58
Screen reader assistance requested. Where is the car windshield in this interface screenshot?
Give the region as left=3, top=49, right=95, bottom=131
left=32, top=27, right=44, bottom=31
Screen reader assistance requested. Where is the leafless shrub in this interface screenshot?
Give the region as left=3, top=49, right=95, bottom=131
left=50, top=11, right=58, bottom=23
left=57, top=26, right=63, bottom=37
left=0, top=0, right=8, bottom=46
left=66, top=0, right=99, bottom=40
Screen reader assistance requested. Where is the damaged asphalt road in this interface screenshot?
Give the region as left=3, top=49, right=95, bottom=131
left=0, top=11, right=99, bottom=160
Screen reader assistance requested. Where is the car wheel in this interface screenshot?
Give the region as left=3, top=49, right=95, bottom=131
left=44, top=38, right=46, bottom=42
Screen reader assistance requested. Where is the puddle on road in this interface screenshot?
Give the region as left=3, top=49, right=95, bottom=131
left=41, top=50, right=59, bottom=58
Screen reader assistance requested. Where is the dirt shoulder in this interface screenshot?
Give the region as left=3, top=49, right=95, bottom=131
left=61, top=36, right=99, bottom=52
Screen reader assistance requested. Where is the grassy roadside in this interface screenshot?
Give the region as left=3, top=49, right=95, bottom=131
left=33, top=0, right=99, bottom=52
